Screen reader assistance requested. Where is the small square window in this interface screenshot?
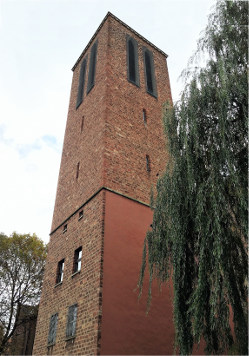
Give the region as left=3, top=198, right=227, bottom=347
left=66, top=304, right=78, bottom=339
left=56, top=259, right=64, bottom=284
left=78, top=210, right=83, bottom=220
left=73, top=247, right=82, bottom=274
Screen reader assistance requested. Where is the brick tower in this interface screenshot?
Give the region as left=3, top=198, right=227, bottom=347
left=33, top=12, right=173, bottom=355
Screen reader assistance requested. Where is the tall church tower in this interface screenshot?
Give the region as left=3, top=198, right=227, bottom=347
left=33, top=13, right=173, bottom=355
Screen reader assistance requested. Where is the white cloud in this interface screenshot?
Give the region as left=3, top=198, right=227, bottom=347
left=0, top=0, right=216, bottom=243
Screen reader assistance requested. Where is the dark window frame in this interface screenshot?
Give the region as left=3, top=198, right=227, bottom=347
left=47, top=313, right=58, bottom=346
left=73, top=247, right=82, bottom=274
left=56, top=259, right=64, bottom=284
left=143, top=48, right=157, bottom=98
left=76, top=56, right=88, bottom=109
left=126, top=36, right=140, bottom=87
left=66, top=304, right=78, bottom=339
left=87, top=40, right=98, bottom=94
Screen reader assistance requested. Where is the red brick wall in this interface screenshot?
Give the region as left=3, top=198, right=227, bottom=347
left=33, top=191, right=105, bottom=355
left=104, top=16, right=171, bottom=204
left=33, top=13, right=172, bottom=356
left=51, top=21, right=109, bottom=231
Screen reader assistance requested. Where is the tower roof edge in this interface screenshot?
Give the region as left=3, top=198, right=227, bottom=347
left=71, top=11, right=168, bottom=71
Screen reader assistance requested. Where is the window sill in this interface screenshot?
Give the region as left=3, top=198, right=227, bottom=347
left=127, top=78, right=140, bottom=88
left=54, top=281, right=63, bottom=288
left=146, top=90, right=157, bottom=99
left=65, top=336, right=76, bottom=342
left=71, top=270, right=80, bottom=278
left=47, top=343, right=55, bottom=347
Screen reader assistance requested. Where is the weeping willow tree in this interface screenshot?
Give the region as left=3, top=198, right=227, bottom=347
left=138, top=1, right=248, bottom=355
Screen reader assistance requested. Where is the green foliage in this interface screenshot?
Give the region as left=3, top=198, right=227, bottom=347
left=0, top=232, right=47, bottom=353
left=138, top=1, right=248, bottom=354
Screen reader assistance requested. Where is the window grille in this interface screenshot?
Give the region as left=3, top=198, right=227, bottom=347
left=48, top=313, right=58, bottom=345
left=66, top=304, right=78, bottom=338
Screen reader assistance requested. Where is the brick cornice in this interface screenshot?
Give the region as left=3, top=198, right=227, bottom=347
left=49, top=186, right=150, bottom=236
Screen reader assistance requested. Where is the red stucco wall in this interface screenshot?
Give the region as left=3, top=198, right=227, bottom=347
left=101, top=190, right=174, bottom=355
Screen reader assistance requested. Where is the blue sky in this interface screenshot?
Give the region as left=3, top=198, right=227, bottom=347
left=0, top=0, right=215, bottom=243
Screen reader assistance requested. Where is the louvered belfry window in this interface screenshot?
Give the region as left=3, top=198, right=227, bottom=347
left=144, top=48, right=157, bottom=97
left=66, top=304, right=78, bottom=338
left=87, top=41, right=98, bottom=93
left=48, top=313, right=58, bottom=345
left=127, top=36, right=139, bottom=86
left=76, top=56, right=87, bottom=109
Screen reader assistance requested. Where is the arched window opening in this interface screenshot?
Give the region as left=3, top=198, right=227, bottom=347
left=76, top=57, right=87, bottom=109
left=127, top=36, right=139, bottom=86
left=87, top=41, right=98, bottom=93
left=144, top=49, right=157, bottom=97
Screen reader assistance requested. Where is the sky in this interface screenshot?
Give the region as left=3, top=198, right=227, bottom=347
left=0, top=0, right=216, bottom=243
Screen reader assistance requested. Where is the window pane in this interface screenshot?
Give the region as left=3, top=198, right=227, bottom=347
left=48, top=313, right=58, bottom=345
left=66, top=305, right=77, bottom=338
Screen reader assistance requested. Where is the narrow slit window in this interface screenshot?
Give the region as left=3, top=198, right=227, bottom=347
left=146, top=155, right=151, bottom=172
left=76, top=162, right=80, bottom=179
left=48, top=313, right=58, bottom=346
left=143, top=109, right=147, bottom=125
left=76, top=57, right=87, bottom=109
left=63, top=224, right=67, bottom=233
left=87, top=41, right=98, bottom=94
left=80, top=116, right=84, bottom=133
left=127, top=36, right=139, bottom=86
left=73, top=247, right=82, bottom=273
left=144, top=49, right=157, bottom=97
left=56, top=259, right=64, bottom=284
left=66, top=304, right=78, bottom=339
left=78, top=210, right=83, bottom=220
